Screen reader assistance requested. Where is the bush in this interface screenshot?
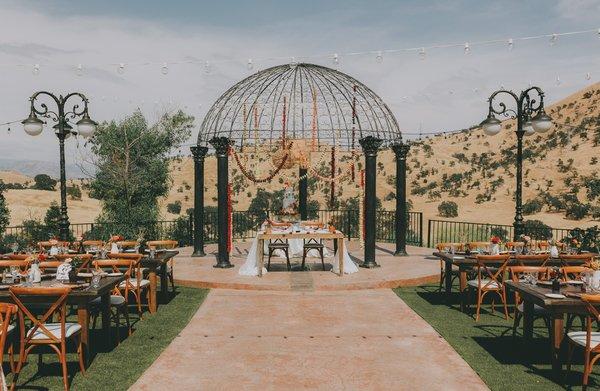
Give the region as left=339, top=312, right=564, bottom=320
left=33, top=174, right=57, bottom=191
left=565, top=202, right=590, bottom=220
left=166, top=201, right=182, bottom=215
left=523, top=220, right=553, bottom=240
left=67, top=185, right=82, bottom=200
left=438, top=201, right=458, bottom=217
left=522, top=199, right=543, bottom=215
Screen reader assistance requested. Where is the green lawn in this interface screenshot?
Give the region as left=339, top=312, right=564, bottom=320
left=394, top=284, right=599, bottom=390
left=6, top=286, right=209, bottom=390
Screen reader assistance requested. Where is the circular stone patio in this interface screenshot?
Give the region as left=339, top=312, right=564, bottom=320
left=173, top=242, right=438, bottom=291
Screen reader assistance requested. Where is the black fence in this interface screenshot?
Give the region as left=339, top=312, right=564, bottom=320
left=2, top=210, right=423, bottom=248
left=426, top=219, right=573, bottom=248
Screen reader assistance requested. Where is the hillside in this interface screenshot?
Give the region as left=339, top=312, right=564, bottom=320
left=2, top=82, right=600, bottom=231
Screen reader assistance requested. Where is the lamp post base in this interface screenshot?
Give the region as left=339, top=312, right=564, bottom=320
left=359, top=261, right=380, bottom=269
left=394, top=250, right=408, bottom=257
left=191, top=250, right=206, bottom=257
left=213, top=261, right=234, bottom=269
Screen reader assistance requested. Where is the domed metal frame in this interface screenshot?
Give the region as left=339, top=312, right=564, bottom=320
left=198, top=63, right=402, bottom=150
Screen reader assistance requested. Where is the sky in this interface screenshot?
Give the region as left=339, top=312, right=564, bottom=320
left=0, top=0, right=599, bottom=170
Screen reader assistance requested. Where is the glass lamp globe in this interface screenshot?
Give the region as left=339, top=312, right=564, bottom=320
left=21, top=113, right=44, bottom=136
left=480, top=114, right=502, bottom=135
left=523, top=119, right=535, bottom=136
left=531, top=110, right=553, bottom=133
left=76, top=114, right=98, bottom=138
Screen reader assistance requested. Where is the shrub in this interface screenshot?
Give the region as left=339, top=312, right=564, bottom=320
left=522, top=199, right=543, bottom=215
left=523, top=220, right=553, bottom=240
left=565, top=202, right=590, bottom=220
left=67, top=185, right=82, bottom=200
left=33, top=174, right=57, bottom=191
left=166, top=201, right=182, bottom=215
left=438, top=201, right=458, bottom=217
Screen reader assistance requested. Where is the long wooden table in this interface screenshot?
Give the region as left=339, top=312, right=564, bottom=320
left=433, top=251, right=590, bottom=312
left=256, top=231, right=345, bottom=277
left=0, top=275, right=125, bottom=367
left=505, top=280, right=590, bottom=378
left=140, top=250, right=179, bottom=313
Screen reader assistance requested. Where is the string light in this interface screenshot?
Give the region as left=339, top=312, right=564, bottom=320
left=375, top=51, right=383, bottom=63
left=117, top=63, right=125, bottom=74
left=204, top=61, right=211, bottom=74
left=247, top=58, right=253, bottom=70
left=161, top=62, right=169, bottom=75
left=332, top=53, right=339, bottom=65
left=550, top=33, right=558, bottom=46
left=418, top=47, right=426, bottom=60
left=586, top=72, right=592, bottom=80
left=556, top=75, right=561, bottom=86
left=32, top=64, right=40, bottom=75
left=508, top=38, right=514, bottom=50
left=464, top=42, right=470, bottom=54
left=76, top=64, right=83, bottom=76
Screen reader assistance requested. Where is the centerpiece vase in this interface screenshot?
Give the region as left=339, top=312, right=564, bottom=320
left=593, top=270, right=600, bottom=288
left=490, top=244, right=500, bottom=255
left=549, top=245, right=559, bottom=258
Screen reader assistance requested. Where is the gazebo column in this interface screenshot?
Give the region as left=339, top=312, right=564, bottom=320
left=299, top=167, right=308, bottom=220
left=209, top=136, right=234, bottom=268
left=359, top=136, right=382, bottom=268
left=392, top=142, right=410, bottom=256
left=191, top=145, right=208, bottom=257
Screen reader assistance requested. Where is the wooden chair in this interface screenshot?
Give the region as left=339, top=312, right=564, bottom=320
left=509, top=266, right=550, bottom=337
left=51, top=254, right=93, bottom=273
left=514, top=254, right=550, bottom=267
left=0, top=303, right=17, bottom=378
left=146, top=240, right=178, bottom=293
left=2, top=254, right=29, bottom=261
left=561, top=266, right=593, bottom=282
left=567, top=294, right=600, bottom=390
left=301, top=238, right=326, bottom=271
left=37, top=241, right=70, bottom=253
left=267, top=239, right=291, bottom=271
left=9, top=286, right=85, bottom=391
left=107, top=253, right=148, bottom=317
left=560, top=254, right=595, bottom=266
left=505, top=241, right=525, bottom=251
left=435, top=242, right=464, bottom=291
left=117, top=241, right=138, bottom=250
left=82, top=240, right=104, bottom=249
left=91, top=259, right=133, bottom=344
left=0, top=260, right=30, bottom=273
left=467, top=254, right=511, bottom=321
left=467, top=242, right=491, bottom=252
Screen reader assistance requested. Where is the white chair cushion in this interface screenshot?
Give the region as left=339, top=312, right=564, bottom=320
left=467, top=279, right=501, bottom=289
left=567, top=331, right=600, bottom=348
left=119, top=278, right=150, bottom=289
left=517, top=303, right=548, bottom=315
left=27, top=323, right=81, bottom=340
left=0, top=324, right=15, bottom=335
left=90, top=295, right=126, bottom=306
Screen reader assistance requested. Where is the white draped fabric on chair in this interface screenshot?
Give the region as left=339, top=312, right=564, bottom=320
left=238, top=228, right=359, bottom=276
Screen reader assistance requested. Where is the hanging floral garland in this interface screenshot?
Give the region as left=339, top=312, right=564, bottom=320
left=359, top=169, right=365, bottom=249
left=311, top=89, right=317, bottom=151
left=231, top=145, right=291, bottom=183
left=241, top=103, right=247, bottom=152
left=227, top=183, right=233, bottom=253
left=330, top=145, right=335, bottom=206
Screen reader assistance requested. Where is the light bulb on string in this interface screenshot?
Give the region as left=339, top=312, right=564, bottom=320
left=586, top=72, right=592, bottom=81
left=418, top=47, right=426, bottom=60
left=204, top=61, right=211, bottom=74
left=528, top=81, right=532, bottom=88
left=161, top=63, right=169, bottom=75
left=332, top=53, right=339, bottom=65
left=508, top=38, right=514, bottom=50
left=550, top=34, right=558, bottom=46
left=76, top=64, right=84, bottom=76
left=32, top=64, right=40, bottom=75
left=247, top=58, right=253, bottom=70
left=464, top=42, right=470, bottom=54
left=555, top=75, right=561, bottom=86
left=117, top=63, right=125, bottom=74
left=597, top=28, right=600, bottom=38
left=375, top=51, right=383, bottom=63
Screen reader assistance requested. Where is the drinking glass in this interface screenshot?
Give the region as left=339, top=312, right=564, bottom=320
left=91, top=271, right=101, bottom=289
left=10, top=243, right=18, bottom=254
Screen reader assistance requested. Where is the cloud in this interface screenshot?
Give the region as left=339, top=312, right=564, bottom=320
left=554, top=0, right=600, bottom=22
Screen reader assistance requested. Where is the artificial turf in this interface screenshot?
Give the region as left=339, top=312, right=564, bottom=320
left=394, top=284, right=600, bottom=390
left=5, top=285, right=209, bottom=390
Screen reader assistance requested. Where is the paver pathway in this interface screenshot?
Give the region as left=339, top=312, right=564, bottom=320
left=131, top=288, right=488, bottom=390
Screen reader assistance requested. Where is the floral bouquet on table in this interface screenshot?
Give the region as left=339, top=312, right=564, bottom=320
left=490, top=236, right=501, bottom=255
left=519, top=234, right=532, bottom=254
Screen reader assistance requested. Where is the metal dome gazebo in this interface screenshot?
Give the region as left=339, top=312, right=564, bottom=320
left=191, top=63, right=411, bottom=269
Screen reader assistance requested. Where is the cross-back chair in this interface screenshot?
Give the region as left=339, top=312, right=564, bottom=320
left=0, top=303, right=17, bottom=380
left=146, top=240, right=178, bottom=293
left=514, top=254, right=550, bottom=267
left=467, top=242, right=491, bottom=252
left=560, top=254, right=595, bottom=267
left=505, top=241, right=525, bottom=251
left=435, top=242, right=465, bottom=291
left=9, top=286, right=84, bottom=391
left=1, top=254, right=29, bottom=261
left=467, top=254, right=511, bottom=321
left=37, top=241, right=70, bottom=253
left=107, top=253, right=148, bottom=317
left=0, top=260, right=29, bottom=274
left=567, top=294, right=600, bottom=390
left=51, top=254, right=93, bottom=273
left=509, top=266, right=550, bottom=337
left=267, top=239, right=291, bottom=271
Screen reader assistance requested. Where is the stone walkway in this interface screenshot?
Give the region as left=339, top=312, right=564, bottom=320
left=131, top=288, right=488, bottom=390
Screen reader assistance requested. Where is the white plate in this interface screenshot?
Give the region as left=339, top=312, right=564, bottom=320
left=545, top=293, right=566, bottom=299
left=77, top=273, right=93, bottom=278
left=452, top=256, right=465, bottom=260
left=567, top=280, right=584, bottom=285
left=107, top=272, right=123, bottom=277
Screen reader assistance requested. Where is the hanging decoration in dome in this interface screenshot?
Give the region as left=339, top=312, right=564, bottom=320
left=227, top=183, right=233, bottom=254
left=359, top=169, right=365, bottom=249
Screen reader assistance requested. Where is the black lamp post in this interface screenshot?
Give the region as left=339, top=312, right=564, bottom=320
left=22, top=92, right=97, bottom=242
left=480, top=87, right=553, bottom=240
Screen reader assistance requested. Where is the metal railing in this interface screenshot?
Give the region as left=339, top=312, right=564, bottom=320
left=426, top=219, right=573, bottom=248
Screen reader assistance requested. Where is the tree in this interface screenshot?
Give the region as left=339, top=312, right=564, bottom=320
left=33, top=174, right=57, bottom=191
left=67, top=185, right=82, bottom=200
left=167, top=201, right=182, bottom=215
left=44, top=202, right=62, bottom=239
left=438, top=201, right=458, bottom=217
left=88, top=110, right=192, bottom=233
left=0, top=181, right=10, bottom=236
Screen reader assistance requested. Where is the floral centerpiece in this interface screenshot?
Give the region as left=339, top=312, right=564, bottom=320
left=490, top=236, right=501, bottom=255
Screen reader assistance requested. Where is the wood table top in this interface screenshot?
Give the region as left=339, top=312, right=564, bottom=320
left=505, top=280, right=592, bottom=314
left=0, top=274, right=125, bottom=299
left=433, top=251, right=592, bottom=266
left=257, top=231, right=344, bottom=240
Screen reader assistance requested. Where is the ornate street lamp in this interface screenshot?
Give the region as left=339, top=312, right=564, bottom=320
left=480, top=86, right=552, bottom=240
left=22, top=91, right=97, bottom=241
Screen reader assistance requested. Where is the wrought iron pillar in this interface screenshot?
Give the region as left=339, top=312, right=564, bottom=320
left=392, top=142, right=410, bottom=256
left=299, top=167, right=308, bottom=220
left=57, top=128, right=69, bottom=241
left=359, top=136, right=382, bottom=268
left=191, top=145, right=208, bottom=257
left=209, top=137, right=233, bottom=268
